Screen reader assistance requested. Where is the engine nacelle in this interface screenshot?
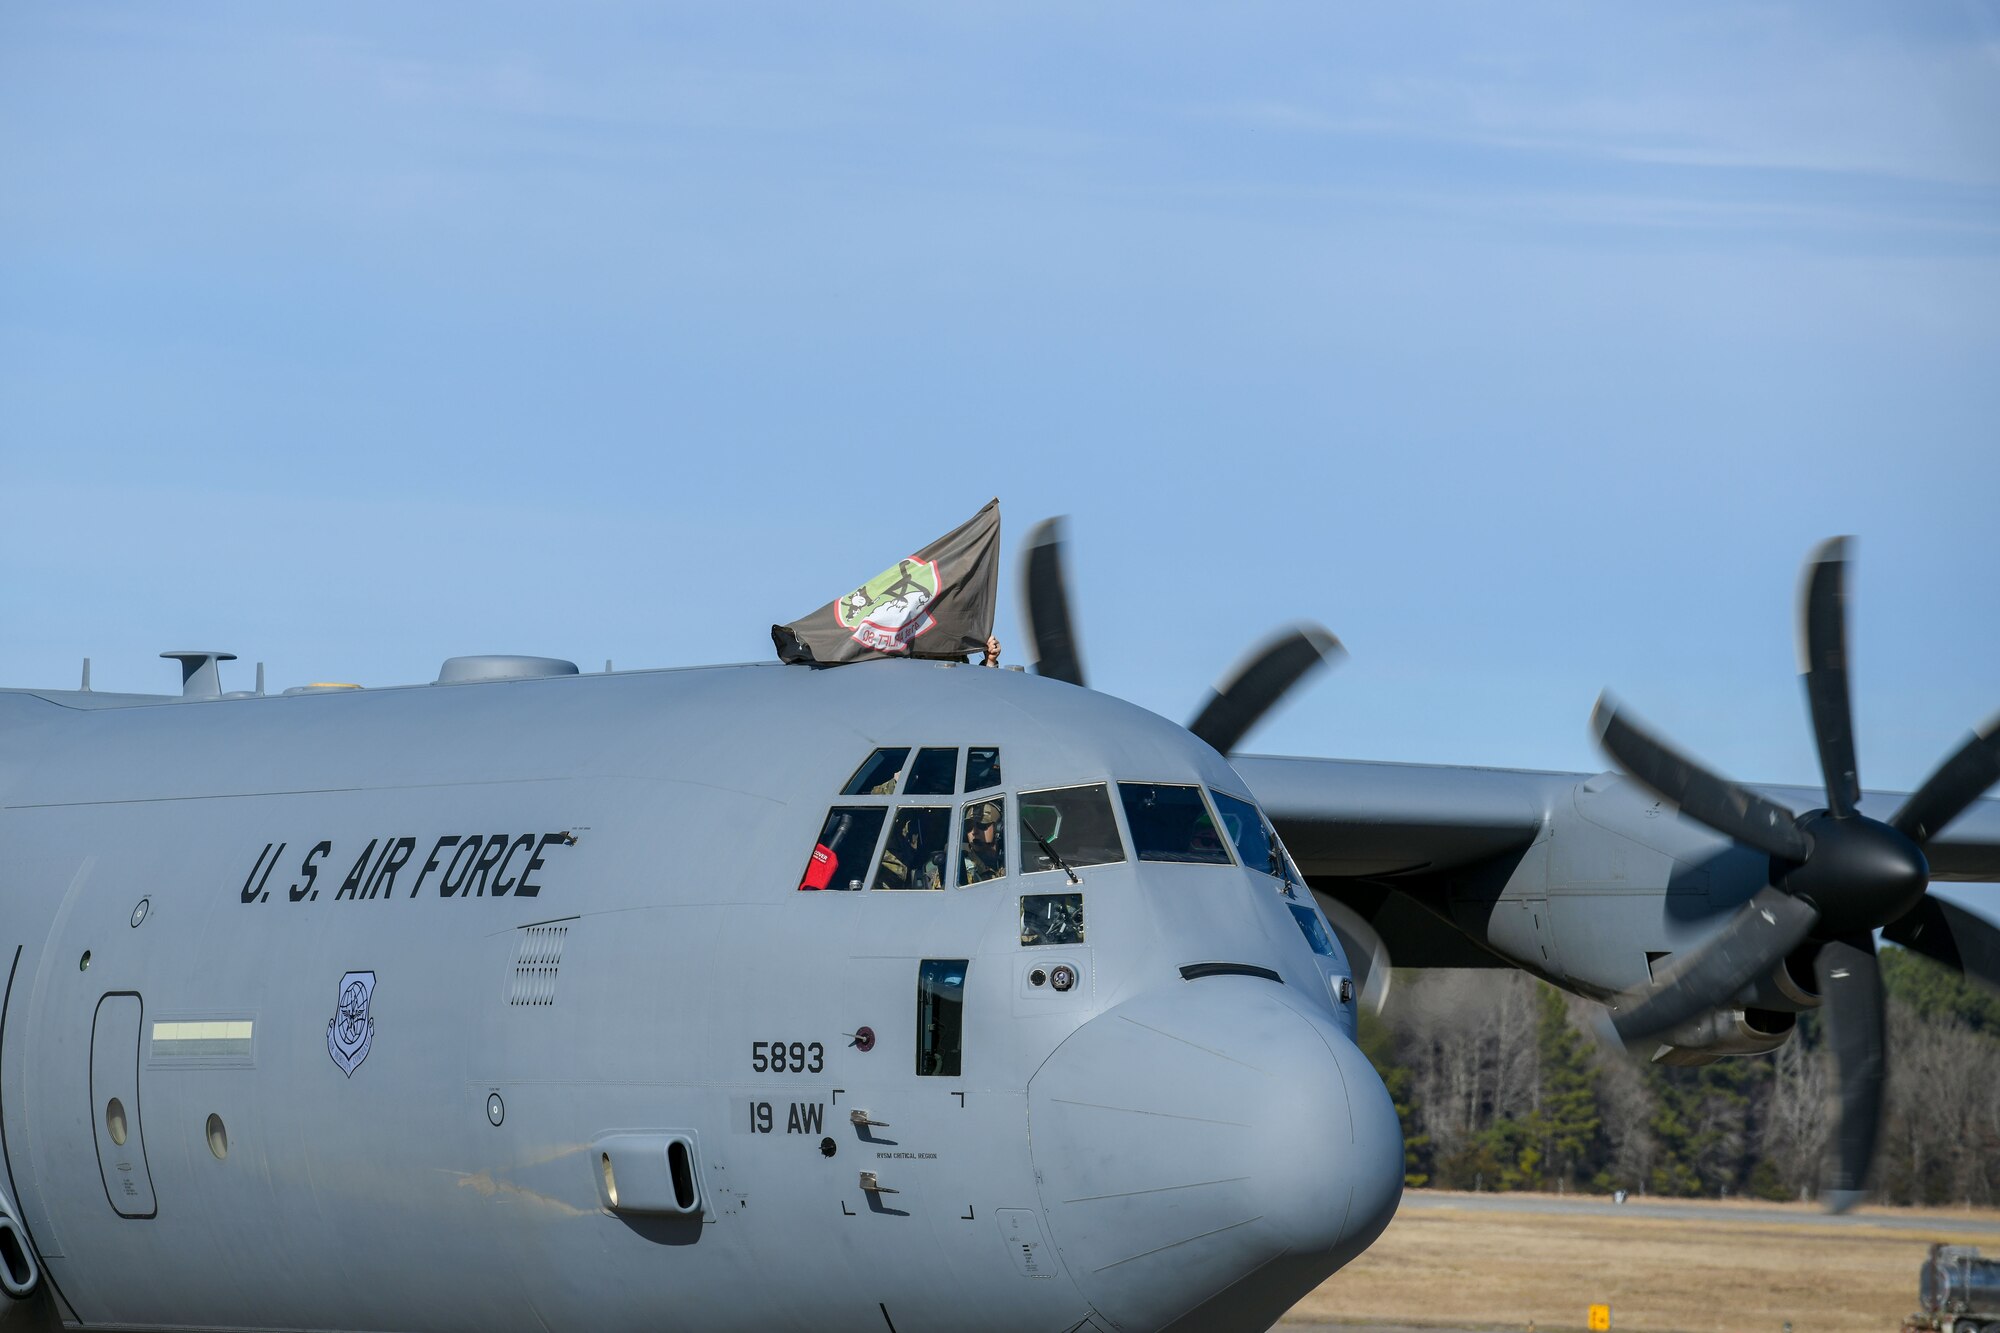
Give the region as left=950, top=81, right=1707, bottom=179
left=1642, top=1007, right=1796, bottom=1068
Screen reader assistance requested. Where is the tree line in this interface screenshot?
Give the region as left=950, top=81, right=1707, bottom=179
left=1359, top=948, right=2000, bottom=1206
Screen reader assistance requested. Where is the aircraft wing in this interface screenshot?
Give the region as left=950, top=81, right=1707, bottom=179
left=1235, top=753, right=2000, bottom=970
left=1233, top=754, right=1557, bottom=879
left=1234, top=754, right=1561, bottom=970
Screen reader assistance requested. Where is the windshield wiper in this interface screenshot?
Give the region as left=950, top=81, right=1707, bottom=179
left=1025, top=818, right=1080, bottom=885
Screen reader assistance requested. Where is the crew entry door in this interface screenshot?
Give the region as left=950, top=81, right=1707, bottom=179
left=89, top=993, right=156, bottom=1218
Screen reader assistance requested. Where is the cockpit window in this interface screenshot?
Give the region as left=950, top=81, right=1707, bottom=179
left=906, top=747, right=959, bottom=796
left=1018, top=784, right=1126, bottom=874
left=1118, top=783, right=1232, bottom=864
left=799, top=807, right=889, bottom=891
left=965, top=747, right=1002, bottom=793
left=1021, top=892, right=1084, bottom=946
left=1289, top=902, right=1338, bottom=957
left=874, top=806, right=952, bottom=890
left=842, top=748, right=911, bottom=796
left=959, top=797, right=1006, bottom=885
left=1211, top=790, right=1282, bottom=879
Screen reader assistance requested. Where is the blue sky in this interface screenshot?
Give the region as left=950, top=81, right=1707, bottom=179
left=3, top=4, right=1997, bottom=870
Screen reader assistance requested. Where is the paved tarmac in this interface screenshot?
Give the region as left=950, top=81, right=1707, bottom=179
left=1284, top=1326, right=1486, bottom=1332
left=1398, top=1188, right=2000, bottom=1236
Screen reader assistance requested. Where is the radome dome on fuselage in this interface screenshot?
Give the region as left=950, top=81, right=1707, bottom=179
left=0, top=655, right=1401, bottom=1333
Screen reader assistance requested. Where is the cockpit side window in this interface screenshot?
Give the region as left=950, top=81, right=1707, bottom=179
left=916, top=960, right=967, bottom=1076
left=1289, top=902, right=1339, bottom=956
left=964, top=747, right=1002, bottom=793
left=1018, top=784, right=1126, bottom=873
left=959, top=797, right=1006, bottom=885
left=799, top=807, right=889, bottom=891
left=1211, top=790, right=1281, bottom=879
left=874, top=806, right=952, bottom=890
left=1118, top=783, right=1233, bottom=865
left=842, top=748, right=911, bottom=796
left=906, top=747, right=959, bottom=796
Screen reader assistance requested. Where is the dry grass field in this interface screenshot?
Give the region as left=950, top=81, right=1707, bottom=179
left=1283, top=1190, right=2000, bottom=1333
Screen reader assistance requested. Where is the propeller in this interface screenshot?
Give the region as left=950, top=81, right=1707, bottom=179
left=1019, top=517, right=1344, bottom=756
left=1188, top=625, right=1348, bottom=756
left=1021, top=518, right=1086, bottom=688
left=1021, top=518, right=1389, bottom=1001
left=1591, top=537, right=2000, bottom=1210
left=1315, top=892, right=1394, bottom=1014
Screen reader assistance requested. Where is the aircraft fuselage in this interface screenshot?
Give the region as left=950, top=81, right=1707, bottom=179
left=0, top=659, right=1400, bottom=1333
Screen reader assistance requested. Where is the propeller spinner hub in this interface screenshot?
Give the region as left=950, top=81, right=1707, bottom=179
left=1777, top=812, right=1929, bottom=938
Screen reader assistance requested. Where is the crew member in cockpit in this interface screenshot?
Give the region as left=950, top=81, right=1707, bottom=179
left=877, top=815, right=942, bottom=890
left=960, top=800, right=1005, bottom=884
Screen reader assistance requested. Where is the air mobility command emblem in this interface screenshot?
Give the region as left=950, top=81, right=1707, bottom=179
left=835, top=556, right=943, bottom=653
left=327, top=970, right=377, bottom=1076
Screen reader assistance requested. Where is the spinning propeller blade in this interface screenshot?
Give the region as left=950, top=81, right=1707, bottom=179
left=1799, top=537, right=1862, bottom=818
left=1314, top=892, right=1393, bottom=1015
left=1021, top=517, right=1344, bottom=756
left=1607, top=887, right=1818, bottom=1044
left=1021, top=517, right=1085, bottom=687
left=1591, top=696, right=1810, bottom=862
left=1188, top=625, right=1345, bottom=757
left=1591, top=539, right=2000, bottom=1211
left=1815, top=935, right=1885, bottom=1215
left=1889, top=716, right=2000, bottom=847
left=1883, top=895, right=2000, bottom=996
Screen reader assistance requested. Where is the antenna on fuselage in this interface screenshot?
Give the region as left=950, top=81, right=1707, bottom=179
left=255, top=662, right=266, bottom=696
left=79, top=657, right=91, bottom=692
left=161, top=650, right=236, bottom=700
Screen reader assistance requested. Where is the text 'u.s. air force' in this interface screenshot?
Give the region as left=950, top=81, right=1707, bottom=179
left=237, top=833, right=575, bottom=905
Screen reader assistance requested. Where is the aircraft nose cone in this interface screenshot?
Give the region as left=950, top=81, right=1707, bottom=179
left=1028, top=977, right=1402, bottom=1333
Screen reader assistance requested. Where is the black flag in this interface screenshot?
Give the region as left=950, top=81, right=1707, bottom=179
left=772, top=500, right=1001, bottom=666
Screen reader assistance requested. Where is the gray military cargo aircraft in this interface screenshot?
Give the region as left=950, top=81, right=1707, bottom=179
left=0, top=616, right=1399, bottom=1333
left=0, top=521, right=1993, bottom=1333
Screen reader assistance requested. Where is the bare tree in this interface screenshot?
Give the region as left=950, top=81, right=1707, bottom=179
left=1594, top=1046, right=1656, bottom=1191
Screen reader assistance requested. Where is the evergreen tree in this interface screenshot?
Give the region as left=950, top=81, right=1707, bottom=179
left=1532, top=986, right=1600, bottom=1188
left=1644, top=1060, right=1755, bottom=1196
left=1358, top=1008, right=1431, bottom=1186
left=1881, top=945, right=2000, bottom=1038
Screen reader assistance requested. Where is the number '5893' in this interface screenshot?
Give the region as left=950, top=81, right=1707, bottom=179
left=751, top=1040, right=824, bottom=1073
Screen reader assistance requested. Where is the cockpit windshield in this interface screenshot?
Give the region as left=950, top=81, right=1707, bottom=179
left=1209, top=790, right=1279, bottom=877
left=906, top=747, right=958, bottom=796
left=1117, top=783, right=1232, bottom=865
left=1018, top=784, right=1126, bottom=874
left=842, top=748, right=910, bottom=796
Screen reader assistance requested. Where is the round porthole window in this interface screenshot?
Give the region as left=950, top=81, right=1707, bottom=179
left=105, top=1098, right=128, bottom=1147
left=206, top=1113, right=228, bottom=1161
left=79, top=951, right=91, bottom=972
left=130, top=898, right=150, bottom=928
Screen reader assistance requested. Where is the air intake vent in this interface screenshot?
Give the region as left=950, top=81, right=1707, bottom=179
left=509, top=924, right=568, bottom=1005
